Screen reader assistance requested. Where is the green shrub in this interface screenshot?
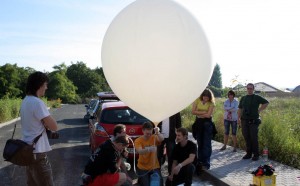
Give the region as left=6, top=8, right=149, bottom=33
left=0, top=98, right=22, bottom=123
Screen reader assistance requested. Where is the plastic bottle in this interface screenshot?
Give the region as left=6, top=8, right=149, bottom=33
left=262, top=147, right=269, bottom=162
left=150, top=172, right=160, bottom=186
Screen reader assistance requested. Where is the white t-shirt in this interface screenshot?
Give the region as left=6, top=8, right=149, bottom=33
left=21, top=96, right=52, bottom=153
left=161, top=118, right=170, bottom=138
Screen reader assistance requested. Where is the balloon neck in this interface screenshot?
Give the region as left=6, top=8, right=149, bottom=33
left=153, top=122, right=159, bottom=127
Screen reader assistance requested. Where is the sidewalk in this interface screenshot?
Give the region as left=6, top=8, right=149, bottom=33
left=206, top=140, right=300, bottom=186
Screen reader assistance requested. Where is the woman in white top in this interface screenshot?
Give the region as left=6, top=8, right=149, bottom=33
left=21, top=72, right=58, bottom=186
left=220, top=90, right=239, bottom=152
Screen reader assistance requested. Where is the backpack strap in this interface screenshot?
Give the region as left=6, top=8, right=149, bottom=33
left=11, top=110, right=44, bottom=145
left=32, top=131, right=44, bottom=145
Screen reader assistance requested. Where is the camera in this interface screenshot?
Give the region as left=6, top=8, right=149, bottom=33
left=46, top=129, right=59, bottom=139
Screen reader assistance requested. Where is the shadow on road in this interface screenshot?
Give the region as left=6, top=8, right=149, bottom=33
left=0, top=144, right=90, bottom=186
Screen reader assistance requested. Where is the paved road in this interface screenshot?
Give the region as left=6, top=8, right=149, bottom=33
left=0, top=104, right=90, bottom=186
left=0, top=104, right=222, bottom=186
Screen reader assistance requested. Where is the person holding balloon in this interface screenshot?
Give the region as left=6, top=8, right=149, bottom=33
left=157, top=112, right=182, bottom=174
left=134, top=121, right=164, bottom=186
left=192, top=88, right=215, bottom=171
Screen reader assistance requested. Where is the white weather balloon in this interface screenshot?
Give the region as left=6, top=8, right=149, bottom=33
left=102, top=0, right=212, bottom=123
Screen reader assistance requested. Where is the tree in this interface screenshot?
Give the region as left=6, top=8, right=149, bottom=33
left=66, top=62, right=104, bottom=98
left=208, top=64, right=222, bottom=88
left=47, top=63, right=78, bottom=103
left=0, top=63, right=31, bottom=98
left=94, top=67, right=111, bottom=91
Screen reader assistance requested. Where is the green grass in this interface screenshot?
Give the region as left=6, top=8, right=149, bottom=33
left=181, top=97, right=300, bottom=169
left=0, top=98, right=22, bottom=123
left=0, top=97, right=61, bottom=124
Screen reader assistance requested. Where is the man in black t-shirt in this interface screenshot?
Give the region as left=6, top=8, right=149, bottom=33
left=166, top=128, right=197, bottom=186
left=238, top=83, right=269, bottom=161
left=82, top=136, right=130, bottom=186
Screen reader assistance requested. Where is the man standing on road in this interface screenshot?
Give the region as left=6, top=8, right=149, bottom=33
left=166, top=127, right=197, bottom=186
left=157, top=112, right=182, bottom=174
left=238, top=83, right=269, bottom=161
left=21, top=71, right=58, bottom=186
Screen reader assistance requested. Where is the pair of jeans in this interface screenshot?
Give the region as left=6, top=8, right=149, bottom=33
left=26, top=153, right=54, bottom=186
left=136, top=168, right=162, bottom=186
left=195, top=119, right=213, bottom=169
left=165, top=163, right=195, bottom=186
left=157, top=138, right=175, bottom=174
left=224, top=119, right=238, bottom=135
left=241, top=119, right=259, bottom=157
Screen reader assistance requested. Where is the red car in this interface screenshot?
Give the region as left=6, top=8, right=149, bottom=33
left=88, top=92, right=150, bottom=158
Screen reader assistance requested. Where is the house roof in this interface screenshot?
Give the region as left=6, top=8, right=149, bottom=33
left=254, top=82, right=282, bottom=92
left=293, top=85, right=300, bottom=93
left=233, top=82, right=282, bottom=92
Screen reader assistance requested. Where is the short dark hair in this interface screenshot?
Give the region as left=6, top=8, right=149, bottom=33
left=176, top=127, right=188, bottom=139
left=113, top=124, right=126, bottom=137
left=228, top=90, right=235, bottom=97
left=142, top=121, right=154, bottom=130
left=247, top=83, right=255, bottom=89
left=114, top=135, right=129, bottom=145
left=26, top=71, right=49, bottom=96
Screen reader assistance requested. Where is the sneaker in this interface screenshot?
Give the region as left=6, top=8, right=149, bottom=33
left=232, top=148, right=237, bottom=152
left=220, top=145, right=226, bottom=151
left=242, top=154, right=252, bottom=159
left=252, top=156, right=259, bottom=161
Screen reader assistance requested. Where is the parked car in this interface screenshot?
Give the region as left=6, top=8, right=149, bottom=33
left=84, top=99, right=97, bottom=121
left=84, top=92, right=119, bottom=122
left=88, top=92, right=159, bottom=160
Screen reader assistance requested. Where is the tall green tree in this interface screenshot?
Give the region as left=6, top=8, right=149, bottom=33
left=47, top=63, right=78, bottom=103
left=66, top=62, right=103, bottom=98
left=208, top=63, right=222, bottom=88
left=0, top=63, right=31, bottom=98
left=94, top=67, right=111, bottom=91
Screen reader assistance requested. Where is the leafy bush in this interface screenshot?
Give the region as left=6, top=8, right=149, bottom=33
left=0, top=98, right=22, bottom=123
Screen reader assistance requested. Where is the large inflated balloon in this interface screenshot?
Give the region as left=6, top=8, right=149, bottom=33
left=102, top=0, right=212, bottom=123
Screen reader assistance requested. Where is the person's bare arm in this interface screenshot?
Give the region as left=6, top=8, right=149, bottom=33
left=259, top=103, right=269, bottom=113
left=42, top=115, right=58, bottom=131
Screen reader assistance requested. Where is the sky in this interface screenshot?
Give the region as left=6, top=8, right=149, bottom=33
left=0, top=0, right=299, bottom=89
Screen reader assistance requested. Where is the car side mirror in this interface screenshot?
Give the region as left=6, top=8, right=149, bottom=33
left=85, top=105, right=88, bottom=108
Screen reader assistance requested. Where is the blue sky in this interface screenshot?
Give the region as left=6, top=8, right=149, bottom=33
left=1, top=0, right=299, bottom=89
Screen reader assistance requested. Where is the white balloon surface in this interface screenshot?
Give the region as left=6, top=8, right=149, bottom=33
left=102, top=0, right=212, bottom=123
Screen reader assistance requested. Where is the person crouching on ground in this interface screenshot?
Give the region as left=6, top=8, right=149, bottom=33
left=112, top=124, right=133, bottom=185
left=82, top=135, right=130, bottom=186
left=166, top=128, right=197, bottom=186
left=134, top=121, right=164, bottom=186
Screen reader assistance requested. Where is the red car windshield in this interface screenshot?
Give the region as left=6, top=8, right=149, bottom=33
left=100, top=108, right=149, bottom=125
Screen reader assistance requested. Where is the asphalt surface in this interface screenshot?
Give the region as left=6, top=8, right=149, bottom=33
left=0, top=104, right=90, bottom=186
left=0, top=104, right=223, bottom=186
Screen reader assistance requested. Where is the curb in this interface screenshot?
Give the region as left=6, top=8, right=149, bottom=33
left=0, top=117, right=20, bottom=129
